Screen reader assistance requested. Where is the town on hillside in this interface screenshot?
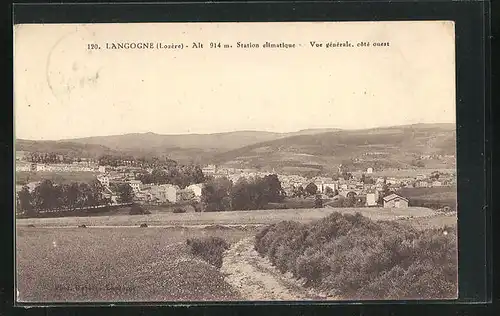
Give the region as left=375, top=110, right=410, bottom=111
left=14, top=150, right=457, bottom=217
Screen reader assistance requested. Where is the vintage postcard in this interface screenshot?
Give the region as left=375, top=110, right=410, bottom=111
left=14, top=21, right=457, bottom=302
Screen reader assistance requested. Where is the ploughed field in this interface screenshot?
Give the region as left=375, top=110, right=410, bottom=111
left=16, top=226, right=254, bottom=302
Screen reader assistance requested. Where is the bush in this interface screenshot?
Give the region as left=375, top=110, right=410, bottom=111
left=129, top=204, right=151, bottom=215
left=173, top=207, right=186, bottom=213
left=186, top=236, right=230, bottom=268
left=254, top=212, right=458, bottom=299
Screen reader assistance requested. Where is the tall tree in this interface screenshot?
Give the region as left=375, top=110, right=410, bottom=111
left=17, top=186, right=34, bottom=214
left=261, top=174, right=285, bottom=203
left=231, top=178, right=252, bottom=210
left=305, top=183, right=318, bottom=196
left=324, top=186, right=334, bottom=197
left=117, top=184, right=134, bottom=203
left=314, top=194, right=323, bottom=208
left=201, top=177, right=232, bottom=212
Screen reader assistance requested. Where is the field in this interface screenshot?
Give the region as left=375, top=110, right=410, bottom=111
left=352, top=168, right=455, bottom=178
left=16, top=226, right=254, bottom=302
left=16, top=207, right=456, bottom=302
left=398, top=186, right=457, bottom=211
left=16, top=207, right=438, bottom=228
left=15, top=171, right=100, bottom=185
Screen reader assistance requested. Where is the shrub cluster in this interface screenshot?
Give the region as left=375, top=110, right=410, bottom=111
left=186, top=237, right=230, bottom=269
left=254, top=212, right=457, bottom=299
left=129, top=204, right=151, bottom=215
left=173, top=207, right=187, bottom=214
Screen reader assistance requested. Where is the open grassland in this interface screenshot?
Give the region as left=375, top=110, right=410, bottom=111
left=397, top=214, right=457, bottom=230
left=16, top=207, right=437, bottom=228
left=16, top=226, right=255, bottom=302
left=353, top=168, right=455, bottom=178
left=399, top=186, right=457, bottom=211
left=15, top=171, right=100, bottom=185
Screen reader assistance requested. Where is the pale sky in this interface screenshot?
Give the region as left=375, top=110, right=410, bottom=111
left=14, top=21, right=456, bottom=140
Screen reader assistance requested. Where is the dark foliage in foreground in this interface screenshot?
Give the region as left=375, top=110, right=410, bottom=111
left=173, top=207, right=187, bottom=214
left=187, top=237, right=230, bottom=269
left=254, top=212, right=457, bottom=300
left=129, top=204, right=151, bottom=215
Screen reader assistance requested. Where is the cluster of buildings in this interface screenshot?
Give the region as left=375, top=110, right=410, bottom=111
left=16, top=161, right=99, bottom=173
left=199, top=164, right=455, bottom=208
left=96, top=172, right=204, bottom=205
left=15, top=150, right=456, bottom=210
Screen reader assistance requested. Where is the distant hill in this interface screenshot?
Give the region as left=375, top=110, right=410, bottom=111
left=15, top=139, right=120, bottom=159
left=211, top=124, right=456, bottom=173
left=15, top=124, right=456, bottom=171
left=64, top=129, right=343, bottom=151
left=66, top=131, right=282, bottom=151
left=15, top=128, right=340, bottom=163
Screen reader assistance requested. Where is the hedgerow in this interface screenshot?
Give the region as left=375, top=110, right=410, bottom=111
left=187, top=236, right=230, bottom=269
left=254, top=212, right=457, bottom=299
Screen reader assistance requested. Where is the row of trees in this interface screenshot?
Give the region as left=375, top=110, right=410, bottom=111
left=98, top=154, right=179, bottom=168
left=16, top=179, right=133, bottom=216
left=136, top=165, right=205, bottom=189
left=26, top=152, right=74, bottom=164
left=290, top=183, right=339, bottom=198
left=98, top=154, right=136, bottom=167
left=201, top=174, right=285, bottom=212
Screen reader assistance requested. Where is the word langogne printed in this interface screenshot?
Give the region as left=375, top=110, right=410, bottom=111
left=90, top=40, right=390, bottom=51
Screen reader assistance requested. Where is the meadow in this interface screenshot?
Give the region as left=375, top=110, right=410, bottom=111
left=16, top=207, right=437, bottom=228
left=15, top=171, right=100, bottom=185
left=398, top=186, right=457, bottom=211
left=16, top=226, right=254, bottom=302
left=352, top=168, right=456, bottom=178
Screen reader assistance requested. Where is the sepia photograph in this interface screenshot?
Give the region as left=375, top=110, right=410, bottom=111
left=14, top=21, right=458, bottom=302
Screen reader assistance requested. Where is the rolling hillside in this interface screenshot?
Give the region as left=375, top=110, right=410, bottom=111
left=212, top=124, right=456, bottom=173
left=66, top=131, right=283, bottom=151
left=15, top=140, right=120, bottom=159
left=16, top=128, right=342, bottom=163
left=15, top=124, right=455, bottom=170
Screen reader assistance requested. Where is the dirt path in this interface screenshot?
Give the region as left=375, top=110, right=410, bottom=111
left=221, top=237, right=336, bottom=301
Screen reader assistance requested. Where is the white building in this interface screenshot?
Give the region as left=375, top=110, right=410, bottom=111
left=386, top=178, right=398, bottom=185
left=202, top=165, right=217, bottom=175
left=383, top=193, right=409, bottom=208
left=366, top=193, right=378, bottom=206
left=151, top=184, right=178, bottom=203
left=97, top=175, right=110, bottom=187
left=366, top=167, right=373, bottom=174
left=15, top=162, right=31, bottom=172
left=322, top=183, right=338, bottom=193
left=98, top=165, right=106, bottom=173
left=186, top=183, right=203, bottom=197
left=33, top=164, right=49, bottom=172
left=128, top=180, right=143, bottom=193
